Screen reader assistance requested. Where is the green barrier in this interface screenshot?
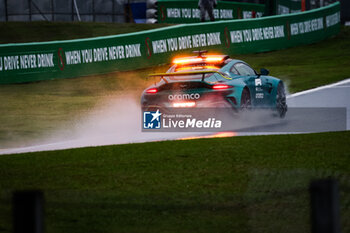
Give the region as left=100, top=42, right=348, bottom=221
left=156, top=0, right=265, bottom=23
left=0, top=2, right=340, bottom=84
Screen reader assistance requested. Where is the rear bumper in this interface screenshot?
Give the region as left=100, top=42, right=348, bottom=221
left=141, top=97, right=237, bottom=112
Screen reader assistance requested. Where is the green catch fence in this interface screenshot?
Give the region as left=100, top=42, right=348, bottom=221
left=267, top=0, right=304, bottom=15
left=0, top=2, right=340, bottom=84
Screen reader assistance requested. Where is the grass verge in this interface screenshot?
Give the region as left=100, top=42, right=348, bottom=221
left=0, top=131, right=349, bottom=233
left=0, top=22, right=170, bottom=44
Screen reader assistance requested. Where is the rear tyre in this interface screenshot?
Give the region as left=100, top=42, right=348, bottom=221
left=240, top=88, right=251, bottom=110
left=276, top=82, right=287, bottom=118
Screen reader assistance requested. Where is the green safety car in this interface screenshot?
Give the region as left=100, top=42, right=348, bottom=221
left=141, top=51, right=287, bottom=117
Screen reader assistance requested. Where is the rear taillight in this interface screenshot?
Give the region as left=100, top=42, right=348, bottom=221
left=212, top=84, right=232, bottom=90
left=146, top=88, right=158, bottom=94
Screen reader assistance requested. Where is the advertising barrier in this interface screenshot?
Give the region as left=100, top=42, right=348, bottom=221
left=156, top=0, right=265, bottom=23
left=0, top=2, right=340, bottom=84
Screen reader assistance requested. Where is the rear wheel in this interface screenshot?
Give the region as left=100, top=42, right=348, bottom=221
left=240, top=88, right=251, bottom=110
left=276, top=82, right=287, bottom=118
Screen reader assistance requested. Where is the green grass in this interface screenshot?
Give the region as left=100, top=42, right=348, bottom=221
left=0, top=131, right=349, bottom=233
left=0, top=22, right=170, bottom=44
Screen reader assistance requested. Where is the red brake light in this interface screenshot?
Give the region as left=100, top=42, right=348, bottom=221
left=146, top=88, right=158, bottom=94
left=212, top=84, right=231, bottom=90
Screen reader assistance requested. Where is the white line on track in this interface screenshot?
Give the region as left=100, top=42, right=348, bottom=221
left=287, top=78, right=350, bottom=98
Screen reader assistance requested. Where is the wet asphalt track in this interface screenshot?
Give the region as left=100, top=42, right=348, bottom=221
left=1, top=78, right=349, bottom=155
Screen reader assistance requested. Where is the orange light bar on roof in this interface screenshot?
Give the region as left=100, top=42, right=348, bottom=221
left=173, top=57, right=203, bottom=64
left=205, top=56, right=224, bottom=62
left=176, top=65, right=220, bottom=72
left=204, top=65, right=220, bottom=70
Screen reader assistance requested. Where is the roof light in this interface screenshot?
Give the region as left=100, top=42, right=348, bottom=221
left=204, top=65, right=220, bottom=70
left=175, top=65, right=220, bottom=72
left=176, top=66, right=202, bottom=72
left=173, top=57, right=203, bottom=64
left=212, top=84, right=232, bottom=90
left=146, top=88, right=158, bottom=94
left=205, top=56, right=223, bottom=63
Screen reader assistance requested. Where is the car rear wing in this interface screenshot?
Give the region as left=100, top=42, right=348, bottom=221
left=148, top=70, right=232, bottom=82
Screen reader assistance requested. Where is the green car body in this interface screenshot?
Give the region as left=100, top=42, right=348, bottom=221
left=141, top=53, right=287, bottom=117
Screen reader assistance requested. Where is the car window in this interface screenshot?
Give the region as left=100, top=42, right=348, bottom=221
left=234, top=63, right=256, bottom=76
left=205, top=73, right=222, bottom=83
left=230, top=66, right=239, bottom=75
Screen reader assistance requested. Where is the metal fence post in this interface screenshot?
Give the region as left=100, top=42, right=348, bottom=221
left=13, top=190, right=45, bottom=233
left=71, top=0, right=74, bottom=21
left=28, top=0, right=32, bottom=21
left=4, top=0, right=8, bottom=21
left=73, top=0, right=81, bottom=21
left=51, top=0, right=54, bottom=21
left=112, top=0, right=115, bottom=22
left=310, top=178, right=341, bottom=233
left=92, top=0, right=95, bottom=22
